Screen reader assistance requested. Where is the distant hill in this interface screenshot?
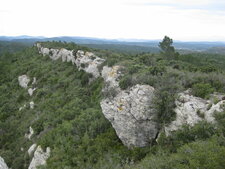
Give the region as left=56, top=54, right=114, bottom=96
left=0, top=36, right=224, bottom=54
left=205, top=47, right=225, bottom=55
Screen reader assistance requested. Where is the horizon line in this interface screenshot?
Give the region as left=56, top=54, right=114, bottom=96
left=0, top=35, right=225, bottom=43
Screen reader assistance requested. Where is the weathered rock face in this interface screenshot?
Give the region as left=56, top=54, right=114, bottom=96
left=18, top=75, right=30, bottom=88
left=76, top=50, right=105, bottom=78
left=100, top=65, right=158, bottom=147
left=28, top=146, right=50, bottom=169
left=0, top=157, right=8, bottom=169
left=101, top=66, right=121, bottom=88
left=165, top=90, right=225, bottom=135
left=37, top=43, right=105, bottom=78
left=101, top=84, right=158, bottom=147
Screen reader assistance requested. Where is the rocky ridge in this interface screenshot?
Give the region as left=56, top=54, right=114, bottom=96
left=36, top=43, right=225, bottom=148
left=37, top=43, right=159, bottom=147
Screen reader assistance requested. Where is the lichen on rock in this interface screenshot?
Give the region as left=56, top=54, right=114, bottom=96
left=101, top=84, right=158, bottom=147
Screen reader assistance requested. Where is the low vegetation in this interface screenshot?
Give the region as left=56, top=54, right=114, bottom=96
left=1, top=37, right=225, bottom=168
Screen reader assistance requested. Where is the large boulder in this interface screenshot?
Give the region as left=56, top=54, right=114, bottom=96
left=0, top=157, right=8, bottom=169
left=28, top=146, right=50, bottom=169
left=101, top=84, right=158, bottom=147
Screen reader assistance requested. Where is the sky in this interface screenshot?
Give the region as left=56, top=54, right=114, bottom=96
left=1, top=0, right=225, bottom=41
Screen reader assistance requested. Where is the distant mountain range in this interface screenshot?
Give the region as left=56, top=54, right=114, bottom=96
left=0, top=36, right=225, bottom=54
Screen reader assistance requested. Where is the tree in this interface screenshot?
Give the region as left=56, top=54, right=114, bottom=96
left=159, top=36, right=178, bottom=58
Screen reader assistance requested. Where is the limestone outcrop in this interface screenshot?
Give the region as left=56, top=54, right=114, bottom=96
left=37, top=43, right=105, bottom=78
left=100, top=65, right=158, bottom=147
left=101, top=84, right=158, bottom=147
left=28, top=144, right=37, bottom=156
left=165, top=90, right=225, bottom=135
left=75, top=50, right=105, bottom=78
left=28, top=146, right=50, bottom=169
left=18, top=75, right=30, bottom=88
left=28, top=88, right=36, bottom=96
left=0, top=157, right=8, bottom=169
left=101, top=66, right=121, bottom=88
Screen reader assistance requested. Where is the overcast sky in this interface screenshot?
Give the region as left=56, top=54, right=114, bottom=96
left=1, top=0, right=225, bottom=41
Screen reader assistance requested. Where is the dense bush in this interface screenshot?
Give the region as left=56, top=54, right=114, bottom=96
left=131, top=136, right=225, bottom=169
left=192, top=83, right=215, bottom=99
left=119, top=75, right=133, bottom=90
left=1, top=41, right=225, bottom=169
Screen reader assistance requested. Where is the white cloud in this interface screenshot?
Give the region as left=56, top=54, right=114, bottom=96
left=0, top=0, right=225, bottom=41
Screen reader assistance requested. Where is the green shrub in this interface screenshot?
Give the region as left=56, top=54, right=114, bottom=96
left=119, top=75, right=133, bottom=90
left=192, top=83, right=215, bottom=99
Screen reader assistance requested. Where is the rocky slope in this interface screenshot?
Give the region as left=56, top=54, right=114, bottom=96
left=37, top=43, right=159, bottom=147
left=36, top=43, right=225, bottom=148
left=18, top=74, right=51, bottom=169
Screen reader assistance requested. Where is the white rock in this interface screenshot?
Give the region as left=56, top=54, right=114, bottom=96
left=205, top=100, right=225, bottom=122
left=165, top=90, right=225, bottom=135
left=25, top=126, right=34, bottom=140
left=75, top=50, right=105, bottom=78
left=101, top=66, right=121, bottom=89
left=30, top=101, right=34, bottom=109
left=0, top=157, right=8, bottom=169
left=37, top=44, right=105, bottom=78
left=40, top=47, right=50, bottom=56
left=28, top=88, right=36, bottom=96
left=32, top=77, right=37, bottom=85
left=28, top=144, right=37, bottom=156
left=101, top=84, right=158, bottom=147
left=28, top=146, right=50, bottom=169
left=18, top=75, right=30, bottom=88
